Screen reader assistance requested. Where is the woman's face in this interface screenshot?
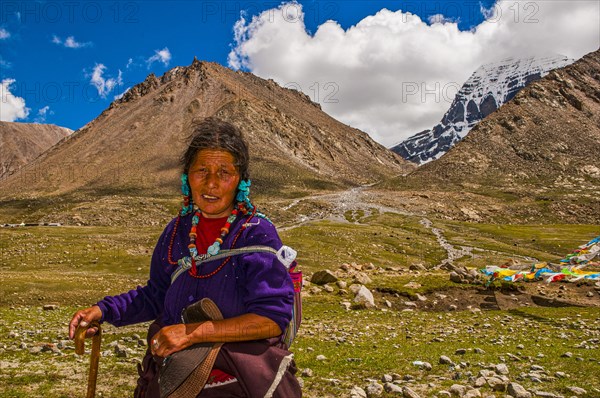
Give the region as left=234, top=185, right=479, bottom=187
left=188, top=149, right=241, bottom=219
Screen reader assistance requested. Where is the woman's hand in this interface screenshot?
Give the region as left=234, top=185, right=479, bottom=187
left=69, top=305, right=102, bottom=340
left=150, top=314, right=282, bottom=357
left=150, top=324, right=195, bottom=358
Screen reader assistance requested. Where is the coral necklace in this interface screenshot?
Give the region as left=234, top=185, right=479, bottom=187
left=188, top=205, right=238, bottom=260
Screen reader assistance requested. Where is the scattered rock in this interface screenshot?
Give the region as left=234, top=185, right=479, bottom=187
left=316, top=354, right=327, bottom=361
left=383, top=382, right=403, bottom=394
left=507, top=353, right=521, bottom=362
left=561, top=352, right=572, bottom=358
left=41, top=343, right=62, bottom=355
left=455, top=348, right=467, bottom=355
left=487, top=377, right=507, bottom=391
left=353, top=272, right=372, bottom=285
left=323, top=284, right=334, bottom=293
left=449, top=384, right=467, bottom=396
left=495, top=363, right=509, bottom=375
left=311, top=270, right=338, bottom=285
left=409, top=263, right=426, bottom=271
left=366, top=381, right=384, bottom=396
left=353, top=286, right=376, bottom=309
left=464, top=389, right=482, bottom=398
left=42, top=304, right=58, bottom=311
left=450, top=272, right=463, bottom=283
left=114, top=344, right=128, bottom=358
left=439, top=355, right=454, bottom=365
left=309, top=286, right=322, bottom=295
left=507, top=382, right=532, bottom=398
left=534, top=392, right=562, bottom=398
left=301, top=368, right=313, bottom=377
left=350, top=386, right=368, bottom=398
left=474, top=377, right=486, bottom=388
left=337, top=280, right=347, bottom=289
left=414, top=361, right=432, bottom=371
left=402, top=386, right=421, bottom=398
left=566, top=386, right=587, bottom=395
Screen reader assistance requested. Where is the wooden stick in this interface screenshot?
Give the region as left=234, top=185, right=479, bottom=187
left=74, top=321, right=102, bottom=398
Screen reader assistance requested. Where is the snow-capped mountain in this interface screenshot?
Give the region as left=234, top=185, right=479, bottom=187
left=391, top=54, right=575, bottom=164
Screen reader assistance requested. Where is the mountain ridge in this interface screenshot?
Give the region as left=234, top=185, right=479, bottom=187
left=386, top=48, right=600, bottom=224
left=0, top=122, right=72, bottom=180
left=392, top=54, right=574, bottom=164
left=0, top=58, right=410, bottom=203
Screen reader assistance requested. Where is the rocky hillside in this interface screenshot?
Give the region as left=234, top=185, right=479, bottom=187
left=388, top=48, right=600, bottom=223
left=0, top=59, right=410, bottom=202
left=392, top=54, right=573, bottom=164
left=0, top=122, right=71, bottom=179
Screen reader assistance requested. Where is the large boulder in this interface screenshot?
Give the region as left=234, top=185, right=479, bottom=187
left=353, top=286, right=375, bottom=308
left=311, top=270, right=338, bottom=285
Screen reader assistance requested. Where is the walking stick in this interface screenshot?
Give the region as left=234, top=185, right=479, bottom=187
left=74, top=321, right=102, bottom=398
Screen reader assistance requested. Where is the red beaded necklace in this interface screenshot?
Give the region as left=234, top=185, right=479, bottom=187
left=167, top=203, right=256, bottom=279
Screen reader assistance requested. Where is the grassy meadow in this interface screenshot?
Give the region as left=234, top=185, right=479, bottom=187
left=1, top=212, right=599, bottom=397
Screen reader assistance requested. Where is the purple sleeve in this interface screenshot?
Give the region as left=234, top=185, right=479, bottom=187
left=240, top=219, right=294, bottom=334
left=95, top=218, right=178, bottom=327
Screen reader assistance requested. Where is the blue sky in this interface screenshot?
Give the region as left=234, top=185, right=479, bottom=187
left=1, top=0, right=598, bottom=145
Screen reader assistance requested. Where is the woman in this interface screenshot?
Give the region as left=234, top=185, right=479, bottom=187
left=69, top=117, right=301, bottom=397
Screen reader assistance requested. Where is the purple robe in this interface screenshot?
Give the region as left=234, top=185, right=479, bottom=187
left=96, top=213, right=294, bottom=335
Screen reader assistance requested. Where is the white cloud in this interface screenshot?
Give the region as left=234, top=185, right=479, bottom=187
left=88, top=64, right=123, bottom=98
left=114, top=86, right=131, bottom=100
left=229, top=1, right=600, bottom=146
left=52, top=35, right=92, bottom=48
left=0, top=79, right=30, bottom=122
left=0, top=28, right=10, bottom=39
left=428, top=14, right=458, bottom=25
left=146, top=47, right=172, bottom=68
left=34, top=106, right=53, bottom=123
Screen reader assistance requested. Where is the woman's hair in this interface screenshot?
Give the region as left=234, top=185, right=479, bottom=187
left=180, top=117, right=250, bottom=180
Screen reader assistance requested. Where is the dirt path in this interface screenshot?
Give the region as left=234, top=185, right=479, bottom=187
left=278, top=186, right=536, bottom=266
left=278, top=185, right=415, bottom=231
left=419, top=217, right=475, bottom=268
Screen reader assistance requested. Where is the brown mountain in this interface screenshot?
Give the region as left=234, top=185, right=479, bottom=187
left=384, top=48, right=600, bottom=223
left=0, top=59, right=409, bottom=213
left=0, top=122, right=71, bottom=179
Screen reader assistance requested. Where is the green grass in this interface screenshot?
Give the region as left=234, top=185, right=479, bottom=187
left=438, top=221, right=598, bottom=262
left=280, top=216, right=447, bottom=273
left=1, top=214, right=599, bottom=397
